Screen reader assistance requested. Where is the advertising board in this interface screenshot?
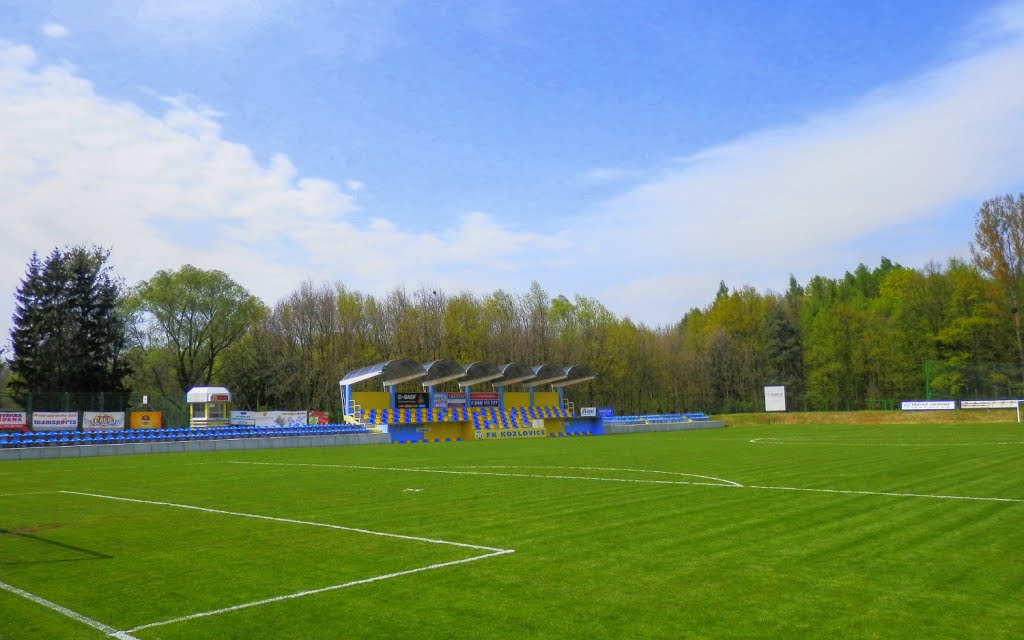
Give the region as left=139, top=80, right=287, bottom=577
left=433, top=392, right=466, bottom=408
left=901, top=400, right=956, bottom=411
left=231, top=411, right=257, bottom=426
left=469, top=392, right=499, bottom=407
left=0, top=411, right=28, bottom=431
left=959, top=399, right=1019, bottom=409
left=396, top=392, right=429, bottom=408
left=83, top=412, right=126, bottom=430
left=130, top=412, right=163, bottom=429
left=32, top=411, right=80, bottom=430
left=764, top=386, right=787, bottom=412
left=232, top=410, right=309, bottom=426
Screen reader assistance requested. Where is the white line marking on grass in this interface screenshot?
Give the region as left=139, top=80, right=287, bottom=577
left=60, top=490, right=508, bottom=553
left=749, top=437, right=1023, bottom=447
left=0, top=491, right=61, bottom=497
left=0, top=579, right=140, bottom=639
left=745, top=484, right=1024, bottom=503
left=454, top=465, right=744, bottom=487
left=56, top=490, right=514, bottom=632
left=225, top=462, right=1024, bottom=504
left=226, top=461, right=744, bottom=488
left=125, top=549, right=512, bottom=633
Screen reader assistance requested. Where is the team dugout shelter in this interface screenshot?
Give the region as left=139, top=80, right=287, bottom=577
left=339, top=359, right=598, bottom=443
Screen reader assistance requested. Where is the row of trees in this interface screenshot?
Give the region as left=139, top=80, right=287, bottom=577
left=6, top=195, right=1024, bottom=415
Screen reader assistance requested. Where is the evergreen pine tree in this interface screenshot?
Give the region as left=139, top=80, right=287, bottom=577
left=7, top=247, right=131, bottom=403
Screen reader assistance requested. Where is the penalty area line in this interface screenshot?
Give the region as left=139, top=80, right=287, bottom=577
left=60, top=490, right=507, bottom=553
left=0, top=579, right=139, bottom=640
left=55, top=490, right=514, bottom=633
left=126, top=549, right=513, bottom=633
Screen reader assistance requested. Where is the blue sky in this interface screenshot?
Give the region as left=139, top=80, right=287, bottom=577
left=3, top=0, right=1024, bottom=341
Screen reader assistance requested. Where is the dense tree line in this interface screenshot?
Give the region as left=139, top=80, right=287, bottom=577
left=217, top=255, right=1020, bottom=414
left=7, top=195, right=1024, bottom=415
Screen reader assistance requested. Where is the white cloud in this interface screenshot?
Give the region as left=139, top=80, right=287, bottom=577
left=580, top=1, right=1024, bottom=323
left=5, top=2, right=1024, bottom=340
left=41, top=23, right=69, bottom=39
left=0, top=40, right=568, bottom=342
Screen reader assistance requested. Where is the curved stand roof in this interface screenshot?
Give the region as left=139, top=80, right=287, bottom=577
left=422, top=359, right=466, bottom=386
left=493, top=362, right=536, bottom=387
left=340, top=359, right=595, bottom=390
left=527, top=364, right=568, bottom=387
left=458, top=362, right=502, bottom=387
left=556, top=364, right=597, bottom=388
left=340, top=358, right=427, bottom=388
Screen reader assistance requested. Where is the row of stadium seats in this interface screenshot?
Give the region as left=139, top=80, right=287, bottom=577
left=361, top=406, right=570, bottom=425
left=603, top=413, right=710, bottom=424
left=391, top=430, right=593, bottom=444
left=0, top=425, right=371, bottom=449
left=362, top=408, right=470, bottom=423
left=472, top=414, right=532, bottom=430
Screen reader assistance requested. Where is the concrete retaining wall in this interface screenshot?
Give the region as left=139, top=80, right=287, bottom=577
left=0, top=432, right=390, bottom=461
left=603, top=420, right=725, bottom=435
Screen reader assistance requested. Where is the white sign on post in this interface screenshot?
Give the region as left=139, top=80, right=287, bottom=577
left=764, top=386, right=786, bottom=412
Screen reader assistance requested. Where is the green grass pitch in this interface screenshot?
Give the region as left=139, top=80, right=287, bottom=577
left=1, top=422, right=1022, bottom=639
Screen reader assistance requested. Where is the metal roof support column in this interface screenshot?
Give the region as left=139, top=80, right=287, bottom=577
left=558, top=387, right=564, bottom=407
left=529, top=387, right=535, bottom=407
left=389, top=386, right=396, bottom=409
left=498, top=387, right=504, bottom=410
left=427, top=385, right=434, bottom=409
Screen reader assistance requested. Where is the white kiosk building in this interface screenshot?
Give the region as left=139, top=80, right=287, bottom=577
left=186, top=386, right=232, bottom=429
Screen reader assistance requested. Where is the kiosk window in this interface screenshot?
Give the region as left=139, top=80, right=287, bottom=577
left=191, top=404, right=205, bottom=419
left=208, top=402, right=225, bottom=419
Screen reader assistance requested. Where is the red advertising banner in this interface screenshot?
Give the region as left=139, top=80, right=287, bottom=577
left=469, top=392, right=499, bottom=407
left=0, top=411, right=28, bottom=432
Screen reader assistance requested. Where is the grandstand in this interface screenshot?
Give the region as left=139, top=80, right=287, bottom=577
left=340, top=358, right=597, bottom=443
